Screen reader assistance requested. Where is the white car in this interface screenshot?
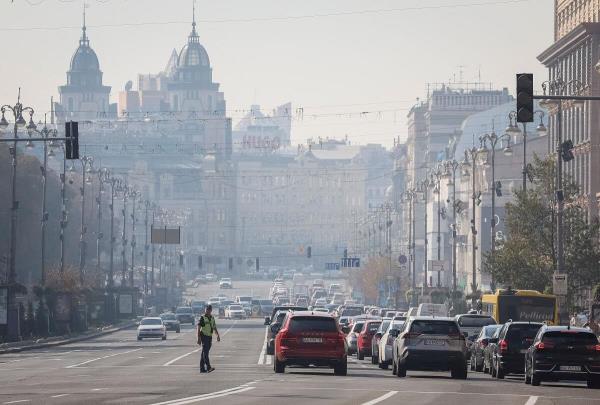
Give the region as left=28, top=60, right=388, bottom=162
left=205, top=273, right=217, bottom=282
left=137, top=317, right=167, bottom=341
left=378, top=319, right=405, bottom=368
left=219, top=278, right=233, bottom=289
left=225, top=304, right=246, bottom=319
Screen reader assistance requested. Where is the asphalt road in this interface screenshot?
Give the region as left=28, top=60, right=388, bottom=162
left=1, top=280, right=599, bottom=405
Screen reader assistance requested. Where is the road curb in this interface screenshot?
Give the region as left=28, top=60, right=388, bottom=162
left=0, top=321, right=136, bottom=355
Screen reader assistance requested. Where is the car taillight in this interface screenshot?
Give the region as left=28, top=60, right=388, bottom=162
left=534, top=341, right=553, bottom=350
left=586, top=344, right=600, bottom=352
left=499, top=339, right=508, bottom=353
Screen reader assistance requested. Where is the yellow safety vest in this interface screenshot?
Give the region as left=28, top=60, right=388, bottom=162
left=199, top=315, right=216, bottom=336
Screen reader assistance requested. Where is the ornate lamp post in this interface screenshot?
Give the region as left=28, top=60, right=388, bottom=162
left=404, top=186, right=418, bottom=306
left=462, top=146, right=482, bottom=303
left=431, top=165, right=445, bottom=287
left=443, top=160, right=460, bottom=292
left=418, top=176, right=434, bottom=288
left=78, top=155, right=94, bottom=286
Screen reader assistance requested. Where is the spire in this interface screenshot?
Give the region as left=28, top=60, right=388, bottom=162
left=80, top=2, right=89, bottom=46
left=189, top=0, right=199, bottom=43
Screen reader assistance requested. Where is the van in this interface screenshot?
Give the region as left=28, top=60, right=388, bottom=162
left=416, top=303, right=448, bottom=317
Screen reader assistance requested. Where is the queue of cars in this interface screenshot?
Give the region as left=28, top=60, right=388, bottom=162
left=265, top=300, right=600, bottom=389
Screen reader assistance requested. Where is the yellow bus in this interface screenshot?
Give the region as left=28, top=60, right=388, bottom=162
left=481, top=289, right=558, bottom=325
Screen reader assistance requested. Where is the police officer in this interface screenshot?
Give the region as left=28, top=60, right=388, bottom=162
left=198, top=304, right=220, bottom=373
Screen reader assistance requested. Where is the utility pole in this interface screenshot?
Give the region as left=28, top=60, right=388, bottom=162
left=129, top=190, right=138, bottom=288
left=144, top=200, right=149, bottom=298
left=120, top=185, right=129, bottom=286
left=79, top=156, right=94, bottom=286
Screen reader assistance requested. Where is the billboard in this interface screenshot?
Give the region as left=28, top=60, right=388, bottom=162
left=151, top=226, right=180, bottom=244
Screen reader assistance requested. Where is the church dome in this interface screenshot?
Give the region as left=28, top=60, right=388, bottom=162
left=70, top=41, right=100, bottom=71
left=178, top=22, right=210, bottom=68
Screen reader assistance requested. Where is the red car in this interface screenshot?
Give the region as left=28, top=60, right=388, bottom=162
left=357, top=320, right=382, bottom=360
left=274, top=311, right=347, bottom=376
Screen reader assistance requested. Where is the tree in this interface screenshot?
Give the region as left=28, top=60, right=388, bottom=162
left=483, top=157, right=600, bottom=307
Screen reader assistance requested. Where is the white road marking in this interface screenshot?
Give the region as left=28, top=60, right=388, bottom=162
left=50, top=394, right=70, bottom=398
left=65, top=348, right=142, bottom=368
left=265, top=355, right=272, bottom=365
left=525, top=396, right=539, bottom=405
left=257, top=326, right=269, bottom=365
left=3, top=400, right=31, bottom=404
left=361, top=391, right=397, bottom=405
left=163, top=349, right=201, bottom=367
left=150, top=386, right=255, bottom=405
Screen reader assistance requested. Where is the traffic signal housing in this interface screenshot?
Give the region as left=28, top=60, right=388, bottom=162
left=65, top=121, right=80, bottom=159
left=516, top=73, right=534, bottom=123
left=561, top=140, right=574, bottom=162
left=307, top=246, right=312, bottom=258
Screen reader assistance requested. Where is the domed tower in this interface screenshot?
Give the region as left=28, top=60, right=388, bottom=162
left=58, top=9, right=111, bottom=122
left=167, top=4, right=225, bottom=115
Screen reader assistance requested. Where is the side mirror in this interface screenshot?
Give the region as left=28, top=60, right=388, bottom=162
left=489, top=338, right=498, bottom=344
left=270, top=324, right=281, bottom=334
left=264, top=316, right=271, bottom=325
left=463, top=332, right=469, bottom=338
left=389, top=329, right=400, bottom=338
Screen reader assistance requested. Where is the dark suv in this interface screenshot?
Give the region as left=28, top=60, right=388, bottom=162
left=274, top=311, right=347, bottom=375
left=492, top=321, right=542, bottom=379
left=525, top=325, right=600, bottom=388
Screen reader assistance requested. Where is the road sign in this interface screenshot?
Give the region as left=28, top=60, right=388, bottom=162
left=398, top=255, right=408, bottom=264
left=341, top=257, right=360, bottom=268
left=553, top=273, right=568, bottom=296
left=325, top=262, right=340, bottom=270
left=429, top=260, right=447, bottom=272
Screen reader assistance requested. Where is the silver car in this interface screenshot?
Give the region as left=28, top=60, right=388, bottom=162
left=346, top=320, right=365, bottom=355
left=391, top=316, right=468, bottom=379
left=377, top=319, right=405, bottom=369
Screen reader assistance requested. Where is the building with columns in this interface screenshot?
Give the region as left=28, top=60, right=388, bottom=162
left=538, top=0, right=600, bottom=217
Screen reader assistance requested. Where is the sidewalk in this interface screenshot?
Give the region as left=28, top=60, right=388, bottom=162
left=0, top=319, right=136, bottom=355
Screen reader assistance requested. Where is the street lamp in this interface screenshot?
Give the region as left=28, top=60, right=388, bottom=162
left=443, top=160, right=460, bottom=293
left=418, top=176, right=434, bottom=288
left=129, top=188, right=140, bottom=288
left=117, top=182, right=130, bottom=286
left=462, top=145, right=482, bottom=303
left=431, top=165, right=445, bottom=288
left=79, top=155, right=94, bottom=286
left=403, top=186, right=418, bottom=306
left=539, top=77, right=585, bottom=325
left=505, top=110, right=546, bottom=191
left=0, top=89, right=35, bottom=341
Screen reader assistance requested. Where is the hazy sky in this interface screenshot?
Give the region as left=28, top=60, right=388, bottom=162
left=0, top=0, right=553, bottom=147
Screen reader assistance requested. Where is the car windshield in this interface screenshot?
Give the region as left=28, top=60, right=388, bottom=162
left=289, top=316, right=337, bottom=333
left=352, top=322, right=365, bottom=332
left=238, top=297, right=252, bottom=302
left=342, top=307, right=364, bottom=317
left=141, top=318, right=162, bottom=325
left=542, top=331, right=599, bottom=347
left=230, top=305, right=243, bottom=310
left=389, top=320, right=405, bottom=331
left=458, top=316, right=496, bottom=327
left=410, top=320, right=459, bottom=335
left=161, top=314, right=176, bottom=320
left=176, top=307, right=192, bottom=314
left=275, top=312, right=288, bottom=323
left=366, top=322, right=381, bottom=333
left=379, top=320, right=391, bottom=332
left=484, top=325, right=502, bottom=337
left=506, top=324, right=542, bottom=348
left=260, top=300, right=273, bottom=305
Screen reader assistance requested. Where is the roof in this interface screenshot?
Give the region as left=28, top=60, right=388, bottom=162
left=541, top=326, right=592, bottom=333
left=289, top=310, right=335, bottom=318
left=178, top=21, right=210, bottom=68
left=306, top=145, right=362, bottom=161
left=408, top=316, right=455, bottom=321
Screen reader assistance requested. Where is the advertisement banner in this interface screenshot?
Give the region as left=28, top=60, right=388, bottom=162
left=0, top=287, right=7, bottom=325
left=119, top=294, right=133, bottom=315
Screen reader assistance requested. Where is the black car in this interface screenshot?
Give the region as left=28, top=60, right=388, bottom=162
left=160, top=313, right=181, bottom=333
left=371, top=318, right=392, bottom=365
left=492, top=321, right=543, bottom=379
left=266, top=310, right=291, bottom=355
left=265, top=305, right=308, bottom=325
left=483, top=325, right=502, bottom=374
left=175, top=306, right=195, bottom=325
left=525, top=325, right=600, bottom=388
left=470, top=324, right=501, bottom=372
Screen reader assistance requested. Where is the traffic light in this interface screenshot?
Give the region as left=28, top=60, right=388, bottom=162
left=495, top=181, right=502, bottom=197
left=179, top=253, right=184, bottom=266
left=255, top=257, right=260, bottom=272
left=516, top=73, right=534, bottom=123
left=65, top=121, right=80, bottom=160
left=307, top=246, right=312, bottom=258
left=561, top=140, right=574, bottom=162
left=198, top=255, right=203, bottom=269
left=343, top=248, right=348, bottom=258
left=228, top=257, right=233, bottom=271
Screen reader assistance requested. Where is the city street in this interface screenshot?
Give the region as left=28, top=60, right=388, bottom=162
left=1, top=280, right=599, bottom=405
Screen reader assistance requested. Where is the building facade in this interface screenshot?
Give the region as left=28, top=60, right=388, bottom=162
left=538, top=0, right=600, bottom=216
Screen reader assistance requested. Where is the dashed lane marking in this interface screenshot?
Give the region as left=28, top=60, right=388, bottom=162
left=65, top=348, right=142, bottom=368
left=525, top=396, right=538, bottom=405
left=257, top=326, right=268, bottom=365
left=149, top=386, right=255, bottom=405
left=361, top=391, right=397, bottom=405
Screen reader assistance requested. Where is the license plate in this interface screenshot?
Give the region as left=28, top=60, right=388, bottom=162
left=560, top=365, right=581, bottom=371
left=424, top=339, right=445, bottom=346
left=303, top=337, right=322, bottom=343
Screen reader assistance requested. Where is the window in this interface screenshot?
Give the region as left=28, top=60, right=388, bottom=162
left=289, top=316, right=337, bottom=333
